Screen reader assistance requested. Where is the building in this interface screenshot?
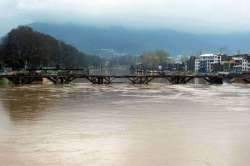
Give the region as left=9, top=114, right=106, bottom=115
left=191, top=53, right=250, bottom=73
left=187, top=56, right=196, bottom=72
left=231, top=54, right=250, bottom=73
left=220, top=58, right=234, bottom=72
left=195, top=54, right=222, bottom=73
left=164, top=63, right=185, bottom=72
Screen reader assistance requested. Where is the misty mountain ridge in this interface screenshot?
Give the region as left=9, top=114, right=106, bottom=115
left=29, top=23, right=250, bottom=56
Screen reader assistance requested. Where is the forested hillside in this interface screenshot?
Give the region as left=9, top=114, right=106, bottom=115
left=0, top=26, right=101, bottom=69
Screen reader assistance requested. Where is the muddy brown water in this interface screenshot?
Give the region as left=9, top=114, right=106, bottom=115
left=0, top=83, right=250, bottom=166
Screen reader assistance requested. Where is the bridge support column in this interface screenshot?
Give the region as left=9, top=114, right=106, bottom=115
left=128, top=76, right=154, bottom=84
left=86, top=76, right=112, bottom=84
left=46, top=76, right=77, bottom=84
left=166, top=76, right=194, bottom=84
left=242, top=79, right=250, bottom=83
left=231, top=74, right=250, bottom=83
left=203, top=76, right=223, bottom=84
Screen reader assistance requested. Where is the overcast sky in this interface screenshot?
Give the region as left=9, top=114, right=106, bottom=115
left=1, top=0, right=250, bottom=35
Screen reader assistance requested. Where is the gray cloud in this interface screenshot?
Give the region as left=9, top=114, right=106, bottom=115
left=1, top=0, right=250, bottom=35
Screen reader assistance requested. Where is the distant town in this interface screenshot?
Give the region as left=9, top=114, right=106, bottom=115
left=175, top=53, right=250, bottom=74
left=107, top=52, right=250, bottom=75
left=89, top=47, right=250, bottom=75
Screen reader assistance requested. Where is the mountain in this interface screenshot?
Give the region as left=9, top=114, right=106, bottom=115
left=0, top=26, right=101, bottom=69
left=29, top=23, right=250, bottom=56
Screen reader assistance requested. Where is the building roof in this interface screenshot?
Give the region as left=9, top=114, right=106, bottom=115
left=200, top=54, right=217, bottom=57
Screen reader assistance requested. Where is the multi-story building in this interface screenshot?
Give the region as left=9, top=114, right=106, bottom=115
left=232, top=54, right=250, bottom=73
left=195, top=54, right=222, bottom=73
left=191, top=53, right=250, bottom=73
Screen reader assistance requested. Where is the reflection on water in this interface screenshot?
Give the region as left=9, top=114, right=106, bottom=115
left=0, top=83, right=250, bottom=166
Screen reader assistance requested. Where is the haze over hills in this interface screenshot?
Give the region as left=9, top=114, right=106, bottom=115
left=29, top=23, right=250, bottom=56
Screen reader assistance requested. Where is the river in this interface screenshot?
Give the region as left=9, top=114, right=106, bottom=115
left=0, top=83, right=250, bottom=166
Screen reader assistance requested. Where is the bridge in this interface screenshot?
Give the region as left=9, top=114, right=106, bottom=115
left=0, top=71, right=224, bottom=85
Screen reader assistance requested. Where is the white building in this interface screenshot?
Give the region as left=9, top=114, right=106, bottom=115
left=232, top=55, right=250, bottom=72
left=195, top=54, right=222, bottom=72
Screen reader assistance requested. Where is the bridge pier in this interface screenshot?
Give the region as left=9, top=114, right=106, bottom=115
left=86, top=76, right=112, bottom=84
left=202, top=76, right=223, bottom=84
left=241, top=79, right=250, bottom=83
left=231, top=74, right=250, bottom=83
left=46, top=76, right=77, bottom=84
left=128, top=76, right=154, bottom=84
left=166, top=76, right=194, bottom=84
